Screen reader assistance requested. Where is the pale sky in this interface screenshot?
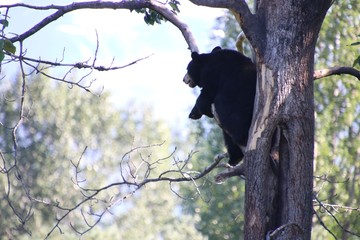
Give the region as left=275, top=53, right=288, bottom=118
left=1, top=0, right=225, bottom=131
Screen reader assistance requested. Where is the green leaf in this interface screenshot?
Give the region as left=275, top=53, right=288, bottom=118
left=0, top=19, right=9, bottom=27
left=4, top=39, right=16, bottom=54
left=0, top=51, right=4, bottom=62
left=169, top=3, right=180, bottom=13
left=353, top=55, right=360, bottom=67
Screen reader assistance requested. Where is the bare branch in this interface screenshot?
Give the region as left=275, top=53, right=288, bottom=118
left=3, top=43, right=153, bottom=93
left=41, top=146, right=223, bottom=238
left=314, top=66, right=360, bottom=80
left=1, top=1, right=198, bottom=51
left=313, top=209, right=338, bottom=240
left=1, top=40, right=36, bottom=236
left=313, top=195, right=360, bottom=238
left=17, top=52, right=153, bottom=72
left=135, top=150, right=223, bottom=187
left=3, top=1, right=144, bottom=43
left=314, top=174, right=349, bottom=184
left=0, top=1, right=198, bottom=92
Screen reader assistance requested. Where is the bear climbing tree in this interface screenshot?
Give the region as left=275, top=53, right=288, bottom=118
left=4, top=1, right=360, bottom=239
left=183, top=46, right=256, bottom=166
left=188, top=1, right=334, bottom=239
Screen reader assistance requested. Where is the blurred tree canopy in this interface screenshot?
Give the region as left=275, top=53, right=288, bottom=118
left=313, top=0, right=360, bottom=239
left=0, top=74, right=204, bottom=239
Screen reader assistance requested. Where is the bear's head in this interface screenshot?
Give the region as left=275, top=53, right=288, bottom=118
left=183, top=46, right=222, bottom=88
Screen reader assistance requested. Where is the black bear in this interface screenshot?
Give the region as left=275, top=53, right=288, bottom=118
left=183, top=46, right=256, bottom=166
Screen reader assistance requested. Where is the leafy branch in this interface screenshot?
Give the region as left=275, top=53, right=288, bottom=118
left=0, top=10, right=16, bottom=63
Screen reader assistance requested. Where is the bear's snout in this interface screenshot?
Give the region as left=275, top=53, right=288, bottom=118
left=183, top=73, right=196, bottom=88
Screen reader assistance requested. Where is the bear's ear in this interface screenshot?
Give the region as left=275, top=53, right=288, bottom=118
left=191, top=52, right=199, bottom=59
left=211, top=46, right=222, bottom=53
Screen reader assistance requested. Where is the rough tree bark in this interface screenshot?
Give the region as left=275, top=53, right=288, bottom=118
left=244, top=1, right=333, bottom=239
left=190, top=0, right=333, bottom=239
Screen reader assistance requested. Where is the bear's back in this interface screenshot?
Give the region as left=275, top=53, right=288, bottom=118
left=208, top=49, right=254, bottom=68
left=205, top=49, right=256, bottom=90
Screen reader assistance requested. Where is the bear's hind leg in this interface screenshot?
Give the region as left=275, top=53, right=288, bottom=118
left=223, top=131, right=244, bottom=166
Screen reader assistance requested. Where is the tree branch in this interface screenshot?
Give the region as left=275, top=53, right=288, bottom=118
left=215, top=162, right=245, bottom=182
left=11, top=52, right=153, bottom=72
left=150, top=1, right=198, bottom=52
left=314, top=66, right=360, bottom=80
left=189, top=0, right=236, bottom=8
left=313, top=195, right=360, bottom=238
left=189, top=0, right=264, bottom=54
left=42, top=146, right=223, bottom=238
left=1, top=1, right=198, bottom=51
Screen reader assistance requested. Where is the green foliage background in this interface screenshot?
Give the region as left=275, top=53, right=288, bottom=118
left=312, top=1, right=360, bottom=239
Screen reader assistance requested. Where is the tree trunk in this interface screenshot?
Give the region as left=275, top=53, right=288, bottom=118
left=243, top=1, right=333, bottom=239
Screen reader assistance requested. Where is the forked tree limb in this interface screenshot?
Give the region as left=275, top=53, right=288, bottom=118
left=215, top=162, right=245, bottom=182
left=190, top=0, right=265, bottom=53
